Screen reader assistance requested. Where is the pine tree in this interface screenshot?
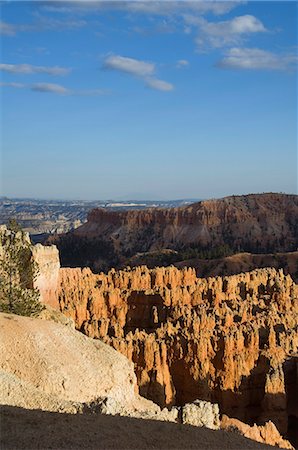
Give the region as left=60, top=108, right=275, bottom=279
left=0, top=219, right=44, bottom=316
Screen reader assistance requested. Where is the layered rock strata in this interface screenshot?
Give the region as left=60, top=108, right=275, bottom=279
left=79, top=193, right=298, bottom=252
left=50, top=193, right=298, bottom=271
left=56, top=265, right=298, bottom=439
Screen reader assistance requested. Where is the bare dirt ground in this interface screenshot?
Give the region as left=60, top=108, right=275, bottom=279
left=0, top=405, right=276, bottom=450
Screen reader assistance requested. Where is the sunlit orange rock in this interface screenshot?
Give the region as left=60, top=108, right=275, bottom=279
left=53, top=265, right=298, bottom=439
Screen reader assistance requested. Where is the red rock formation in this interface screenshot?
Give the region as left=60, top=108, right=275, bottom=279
left=221, top=415, right=293, bottom=449
left=50, top=193, right=298, bottom=272
left=56, top=265, right=298, bottom=439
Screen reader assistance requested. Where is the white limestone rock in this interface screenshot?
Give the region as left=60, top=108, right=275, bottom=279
left=182, top=399, right=220, bottom=430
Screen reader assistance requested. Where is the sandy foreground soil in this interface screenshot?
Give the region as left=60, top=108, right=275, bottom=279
left=0, top=405, right=276, bottom=450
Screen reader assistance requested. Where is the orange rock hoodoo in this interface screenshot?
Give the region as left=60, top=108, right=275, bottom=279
left=57, top=265, right=298, bottom=436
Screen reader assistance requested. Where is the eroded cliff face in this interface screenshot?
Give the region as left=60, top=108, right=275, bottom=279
left=32, top=244, right=60, bottom=308
left=56, top=265, right=298, bottom=437
left=83, top=194, right=298, bottom=252
left=50, top=193, right=298, bottom=272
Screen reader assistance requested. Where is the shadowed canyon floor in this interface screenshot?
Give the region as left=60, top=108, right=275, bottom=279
left=0, top=405, right=276, bottom=450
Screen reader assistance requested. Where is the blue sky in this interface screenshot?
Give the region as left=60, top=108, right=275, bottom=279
left=0, top=1, right=297, bottom=200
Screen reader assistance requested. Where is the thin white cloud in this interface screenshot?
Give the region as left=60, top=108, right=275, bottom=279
left=0, top=21, right=16, bottom=36
left=145, top=78, right=174, bottom=91
left=31, top=83, right=70, bottom=95
left=0, top=15, right=86, bottom=36
left=0, top=63, right=71, bottom=76
left=184, top=14, right=266, bottom=50
left=217, top=47, right=298, bottom=71
left=188, top=1, right=243, bottom=16
left=43, top=1, right=241, bottom=17
left=0, top=1, right=242, bottom=40
left=32, top=14, right=87, bottom=32
left=0, top=81, right=108, bottom=96
left=103, top=55, right=155, bottom=77
left=76, top=88, right=109, bottom=96
left=103, top=54, right=173, bottom=92
left=130, top=21, right=176, bottom=36
left=176, top=59, right=189, bottom=68
left=125, top=1, right=234, bottom=15
left=0, top=82, right=25, bottom=88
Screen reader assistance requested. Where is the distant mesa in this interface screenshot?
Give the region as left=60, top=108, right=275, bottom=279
left=48, top=193, right=298, bottom=274
left=0, top=197, right=197, bottom=238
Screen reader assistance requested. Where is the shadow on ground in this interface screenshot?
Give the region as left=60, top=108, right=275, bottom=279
left=0, top=405, right=276, bottom=450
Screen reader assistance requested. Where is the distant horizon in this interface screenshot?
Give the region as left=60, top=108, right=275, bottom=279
left=1, top=190, right=296, bottom=204
left=1, top=1, right=297, bottom=199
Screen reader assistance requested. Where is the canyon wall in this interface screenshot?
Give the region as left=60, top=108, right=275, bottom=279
left=50, top=193, right=298, bottom=272
left=56, top=265, right=298, bottom=436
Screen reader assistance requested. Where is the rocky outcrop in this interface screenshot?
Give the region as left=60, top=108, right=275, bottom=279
left=0, top=311, right=292, bottom=450
left=0, top=312, right=137, bottom=406
left=37, top=303, right=75, bottom=328
left=182, top=400, right=220, bottom=430
left=0, top=224, right=60, bottom=308
left=221, top=415, right=293, bottom=449
left=50, top=193, right=298, bottom=272
left=55, top=265, right=298, bottom=440
left=0, top=224, right=31, bottom=251
left=0, top=312, right=177, bottom=422
left=32, top=243, right=60, bottom=308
